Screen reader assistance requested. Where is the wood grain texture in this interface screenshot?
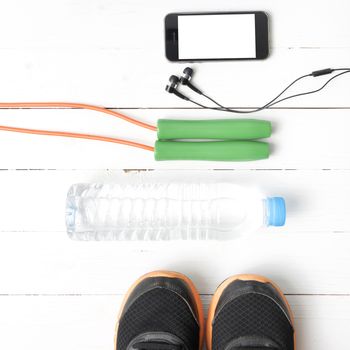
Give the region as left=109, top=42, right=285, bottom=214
left=0, top=0, right=349, bottom=349
left=0, top=295, right=349, bottom=350
left=0, top=48, right=348, bottom=107
left=1, top=230, right=350, bottom=295
left=1, top=0, right=349, bottom=49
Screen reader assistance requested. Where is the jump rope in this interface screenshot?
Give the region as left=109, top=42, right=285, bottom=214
left=1, top=67, right=349, bottom=161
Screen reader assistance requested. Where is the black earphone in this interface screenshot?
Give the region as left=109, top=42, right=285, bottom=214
left=165, top=75, right=189, bottom=101
left=179, top=67, right=203, bottom=95
left=165, top=66, right=350, bottom=113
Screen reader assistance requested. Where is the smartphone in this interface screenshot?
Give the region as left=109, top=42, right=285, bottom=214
left=165, top=11, right=269, bottom=62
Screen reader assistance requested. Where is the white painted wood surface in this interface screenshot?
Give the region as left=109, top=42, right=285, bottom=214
left=0, top=0, right=349, bottom=349
left=1, top=295, right=349, bottom=350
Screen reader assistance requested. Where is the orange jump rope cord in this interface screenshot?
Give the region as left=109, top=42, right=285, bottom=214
left=0, top=102, right=157, bottom=131
left=0, top=125, right=155, bottom=152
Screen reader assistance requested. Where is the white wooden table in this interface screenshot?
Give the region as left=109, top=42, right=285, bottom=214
left=0, top=1, right=349, bottom=349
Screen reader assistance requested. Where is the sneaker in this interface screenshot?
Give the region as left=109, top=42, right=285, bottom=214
left=115, top=271, right=204, bottom=350
left=207, top=274, right=295, bottom=350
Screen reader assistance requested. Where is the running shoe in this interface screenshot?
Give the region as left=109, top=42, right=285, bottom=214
left=115, top=271, right=204, bottom=350
left=207, top=274, right=295, bottom=350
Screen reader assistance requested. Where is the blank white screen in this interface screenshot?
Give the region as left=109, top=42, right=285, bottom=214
left=178, top=14, right=256, bottom=59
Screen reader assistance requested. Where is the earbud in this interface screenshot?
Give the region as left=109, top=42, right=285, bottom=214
left=180, top=67, right=193, bottom=85
left=165, top=75, right=179, bottom=93
left=165, top=75, right=189, bottom=100
left=180, top=67, right=203, bottom=95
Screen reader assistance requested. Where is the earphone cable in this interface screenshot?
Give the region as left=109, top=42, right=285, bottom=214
left=264, top=69, right=350, bottom=108
left=201, top=93, right=226, bottom=108
left=186, top=68, right=350, bottom=113
left=186, top=98, right=212, bottom=109
left=201, top=73, right=312, bottom=113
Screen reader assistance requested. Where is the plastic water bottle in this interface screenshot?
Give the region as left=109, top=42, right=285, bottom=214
left=66, top=182, right=286, bottom=241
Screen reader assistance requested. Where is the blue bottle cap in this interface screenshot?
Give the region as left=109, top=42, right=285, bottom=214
left=266, top=197, right=286, bottom=227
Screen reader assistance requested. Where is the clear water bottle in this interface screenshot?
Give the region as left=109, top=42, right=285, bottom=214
left=66, top=182, right=286, bottom=241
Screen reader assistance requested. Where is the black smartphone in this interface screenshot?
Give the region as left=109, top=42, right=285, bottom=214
left=165, top=11, right=269, bottom=62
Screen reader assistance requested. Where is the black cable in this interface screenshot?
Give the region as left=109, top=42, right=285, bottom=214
left=187, top=98, right=210, bottom=109
left=265, top=69, right=350, bottom=108
left=202, top=73, right=312, bottom=113
left=201, top=92, right=226, bottom=108
left=333, top=68, right=350, bottom=71
left=187, top=68, right=350, bottom=113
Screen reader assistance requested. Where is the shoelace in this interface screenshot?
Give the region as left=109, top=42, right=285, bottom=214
left=133, top=341, right=183, bottom=350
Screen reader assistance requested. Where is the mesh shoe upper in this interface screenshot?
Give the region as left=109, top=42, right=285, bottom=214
left=211, top=279, right=294, bottom=350
left=117, top=276, right=200, bottom=350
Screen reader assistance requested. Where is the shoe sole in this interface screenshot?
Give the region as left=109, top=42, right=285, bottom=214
left=114, top=270, right=205, bottom=350
left=206, top=274, right=296, bottom=350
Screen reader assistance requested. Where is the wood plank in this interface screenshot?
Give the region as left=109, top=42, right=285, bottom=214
left=0, top=169, right=349, bottom=232
left=0, top=295, right=348, bottom=350
left=0, top=108, right=349, bottom=169
left=1, top=0, right=349, bottom=49
left=0, top=48, right=348, bottom=107
left=0, top=230, right=349, bottom=295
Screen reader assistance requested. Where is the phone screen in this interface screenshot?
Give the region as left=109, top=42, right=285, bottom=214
left=178, top=14, right=256, bottom=59
left=165, top=12, right=269, bottom=61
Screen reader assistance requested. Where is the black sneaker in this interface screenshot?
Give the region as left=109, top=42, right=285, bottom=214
left=115, top=271, right=204, bottom=350
left=207, top=275, right=295, bottom=350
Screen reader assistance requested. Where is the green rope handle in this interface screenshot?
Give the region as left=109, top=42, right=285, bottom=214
left=157, top=119, right=272, bottom=140
left=154, top=140, right=269, bottom=161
